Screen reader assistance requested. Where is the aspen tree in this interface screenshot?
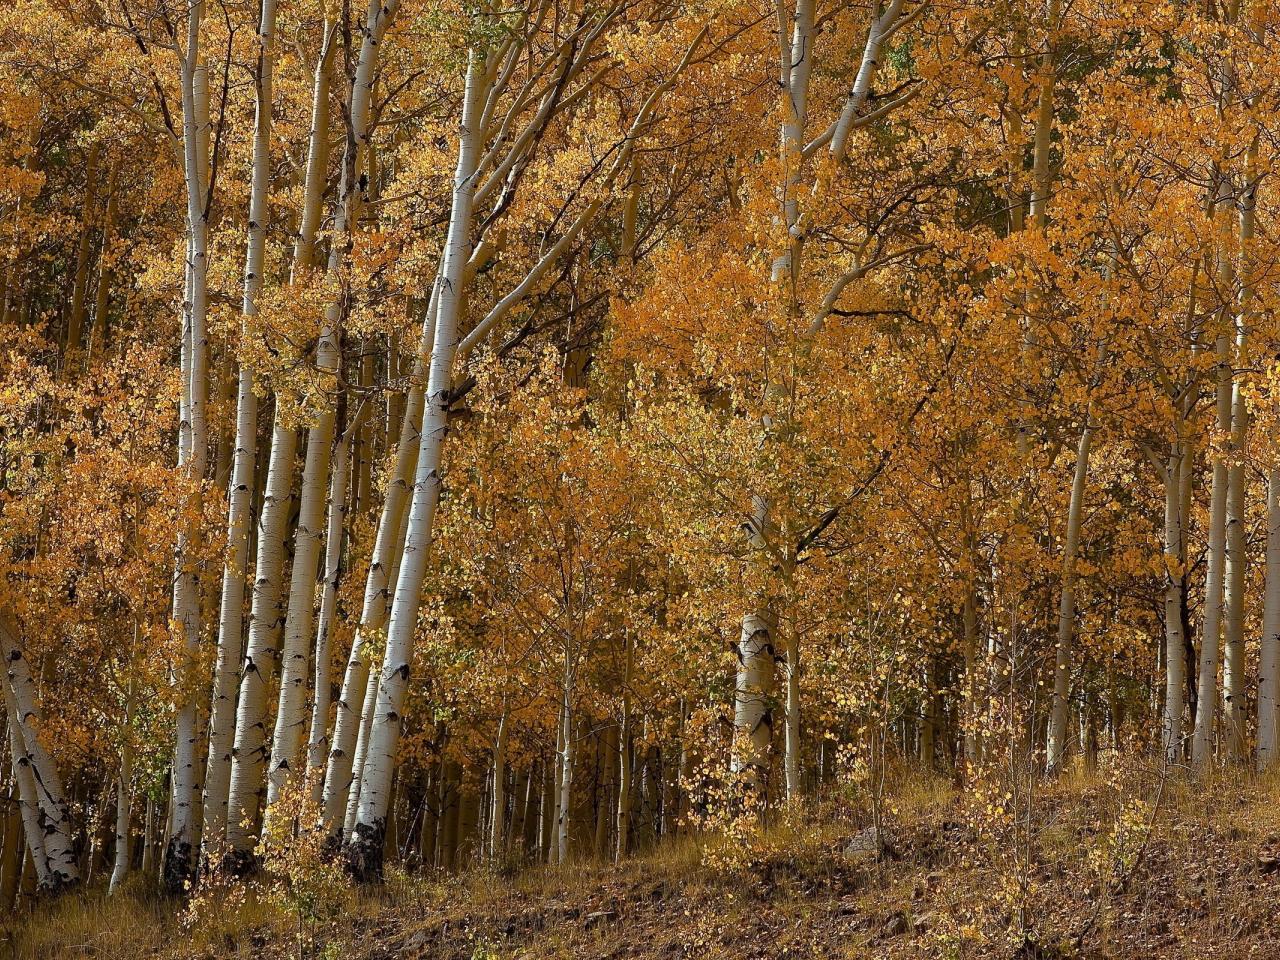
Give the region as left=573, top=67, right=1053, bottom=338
left=2, top=620, right=78, bottom=888
left=4, top=701, right=49, bottom=891
left=1192, top=0, right=1245, bottom=772
left=265, top=0, right=402, bottom=814
left=225, top=4, right=345, bottom=860
left=1223, top=137, right=1258, bottom=761
left=307, top=413, right=356, bottom=796
left=165, top=0, right=214, bottom=891
left=64, top=143, right=100, bottom=360
left=203, top=0, right=279, bottom=855
left=346, top=15, right=706, bottom=877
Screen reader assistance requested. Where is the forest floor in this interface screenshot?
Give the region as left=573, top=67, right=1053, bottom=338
left=7, top=762, right=1280, bottom=960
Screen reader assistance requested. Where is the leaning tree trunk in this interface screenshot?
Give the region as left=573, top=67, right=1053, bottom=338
left=2, top=621, right=78, bottom=889
left=344, top=52, right=487, bottom=880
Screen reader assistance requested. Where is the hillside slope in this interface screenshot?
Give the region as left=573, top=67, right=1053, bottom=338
left=8, top=770, right=1280, bottom=960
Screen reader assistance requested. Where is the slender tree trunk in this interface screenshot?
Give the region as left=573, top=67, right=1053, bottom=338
left=225, top=425, right=297, bottom=860
left=1224, top=143, right=1257, bottom=763
left=1192, top=300, right=1234, bottom=771
left=343, top=667, right=381, bottom=840
left=489, top=707, right=508, bottom=859
left=2, top=627, right=76, bottom=888
left=1046, top=422, right=1095, bottom=772
left=65, top=143, right=100, bottom=360
left=782, top=621, right=801, bottom=801
left=616, top=636, right=632, bottom=862
left=556, top=672, right=575, bottom=866
left=1163, top=441, right=1187, bottom=764
left=307, top=416, right=353, bottom=798
left=266, top=0, right=385, bottom=811
left=345, top=51, right=485, bottom=879
left=203, top=0, right=279, bottom=856
left=4, top=699, right=50, bottom=890
left=264, top=414, right=334, bottom=811
left=594, top=726, right=612, bottom=859
left=88, top=162, right=120, bottom=361
left=109, top=735, right=133, bottom=894
left=165, top=9, right=213, bottom=890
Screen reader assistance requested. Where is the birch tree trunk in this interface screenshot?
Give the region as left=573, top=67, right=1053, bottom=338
left=615, top=636, right=632, bottom=862
left=307, top=418, right=353, bottom=798
left=109, top=729, right=132, bottom=894
left=782, top=622, right=801, bottom=800
left=1163, top=441, right=1187, bottom=764
left=555, top=671, right=575, bottom=866
left=203, top=0, right=278, bottom=855
left=165, top=3, right=213, bottom=890
left=731, top=613, right=776, bottom=794
left=1046, top=422, right=1095, bottom=772
left=489, top=707, right=508, bottom=859
left=344, top=53, right=488, bottom=879
left=1257, top=464, right=1280, bottom=770
left=1224, top=144, right=1257, bottom=762
left=266, top=0, right=394, bottom=815
left=5, top=699, right=49, bottom=891
left=1191, top=233, right=1235, bottom=771
left=342, top=21, right=703, bottom=878
left=224, top=426, right=297, bottom=860
left=2, top=622, right=77, bottom=889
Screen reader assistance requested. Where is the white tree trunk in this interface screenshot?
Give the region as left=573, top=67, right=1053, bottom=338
left=165, top=6, right=212, bottom=890
left=1259, top=466, right=1280, bottom=769
left=265, top=0, right=390, bottom=816
left=109, top=733, right=132, bottom=894
left=322, top=381, right=424, bottom=831
left=5, top=697, right=49, bottom=891
left=1191, top=339, right=1234, bottom=769
left=783, top=627, right=801, bottom=800
left=343, top=666, right=382, bottom=839
left=2, top=621, right=78, bottom=888
left=307, top=420, right=353, bottom=798
left=203, top=0, right=278, bottom=853
left=225, top=425, right=297, bottom=858
left=490, top=707, right=508, bottom=859
left=1163, top=441, right=1187, bottom=764
left=1046, top=422, right=1095, bottom=772
left=615, top=637, right=632, bottom=862
left=1225, top=152, right=1257, bottom=762
left=731, top=613, right=776, bottom=794
left=555, top=687, right=574, bottom=866
left=345, top=53, right=488, bottom=878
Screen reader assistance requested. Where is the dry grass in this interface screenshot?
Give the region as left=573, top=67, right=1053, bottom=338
left=6, top=761, right=1280, bottom=959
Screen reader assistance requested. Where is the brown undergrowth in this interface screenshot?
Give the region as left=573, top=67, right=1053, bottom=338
left=6, top=761, right=1280, bottom=960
